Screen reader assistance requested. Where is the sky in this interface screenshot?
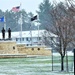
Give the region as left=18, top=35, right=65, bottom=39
left=0, top=0, right=43, bottom=14
left=0, top=0, right=64, bottom=14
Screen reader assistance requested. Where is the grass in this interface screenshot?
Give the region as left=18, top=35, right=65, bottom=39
left=0, top=55, right=74, bottom=75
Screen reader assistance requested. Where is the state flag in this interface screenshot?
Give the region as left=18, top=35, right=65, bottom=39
left=0, top=17, right=4, bottom=22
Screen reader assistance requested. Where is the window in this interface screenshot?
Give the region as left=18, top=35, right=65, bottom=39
left=16, top=38, right=18, bottom=41
left=26, top=38, right=28, bottom=41
left=39, top=37, right=41, bottom=40
left=22, top=38, right=24, bottom=41
left=26, top=37, right=31, bottom=41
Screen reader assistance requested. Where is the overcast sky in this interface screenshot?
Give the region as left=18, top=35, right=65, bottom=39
left=0, top=0, right=64, bottom=14
left=0, top=0, right=43, bottom=14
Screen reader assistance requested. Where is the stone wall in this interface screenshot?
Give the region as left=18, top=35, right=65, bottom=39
left=0, top=41, right=51, bottom=57
left=0, top=41, right=18, bottom=54
left=17, top=45, right=51, bottom=56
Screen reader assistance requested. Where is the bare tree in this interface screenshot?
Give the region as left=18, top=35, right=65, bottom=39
left=43, top=2, right=75, bottom=71
left=66, top=0, right=75, bottom=46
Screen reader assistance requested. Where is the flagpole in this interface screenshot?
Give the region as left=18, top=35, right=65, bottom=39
left=30, top=22, right=33, bottom=46
left=4, top=16, right=6, bottom=30
left=30, top=15, right=37, bottom=46
left=19, top=3, right=22, bottom=43
left=20, top=13, right=22, bottom=43
left=11, top=4, right=22, bottom=42
left=38, top=24, right=40, bottom=45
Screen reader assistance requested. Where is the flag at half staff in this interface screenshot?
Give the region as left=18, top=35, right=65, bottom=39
left=0, top=16, right=4, bottom=22
left=12, top=6, right=20, bottom=12
left=31, top=15, right=37, bottom=21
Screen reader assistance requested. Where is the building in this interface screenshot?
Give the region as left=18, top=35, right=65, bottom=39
left=0, top=30, right=57, bottom=57
left=0, top=30, right=57, bottom=47
left=0, top=41, right=52, bottom=58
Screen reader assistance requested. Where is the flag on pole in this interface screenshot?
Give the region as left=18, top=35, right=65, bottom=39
left=31, top=15, right=37, bottom=21
left=0, top=16, right=4, bottom=22
left=12, top=6, right=20, bottom=12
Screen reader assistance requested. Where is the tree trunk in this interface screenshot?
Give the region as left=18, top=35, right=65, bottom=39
left=52, top=49, right=53, bottom=71
left=66, top=51, right=69, bottom=72
left=61, top=55, right=64, bottom=71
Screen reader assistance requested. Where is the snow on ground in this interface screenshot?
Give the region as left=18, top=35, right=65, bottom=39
left=0, top=55, right=74, bottom=75
left=53, top=51, right=73, bottom=56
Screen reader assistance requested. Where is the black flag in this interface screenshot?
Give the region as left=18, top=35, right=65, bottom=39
left=31, top=15, right=37, bottom=21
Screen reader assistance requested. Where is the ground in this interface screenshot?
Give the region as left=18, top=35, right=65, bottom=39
left=0, top=52, right=74, bottom=75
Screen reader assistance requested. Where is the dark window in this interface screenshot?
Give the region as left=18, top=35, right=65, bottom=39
left=26, top=38, right=28, bottom=41
left=26, top=37, right=31, bottom=41
left=16, top=38, right=18, bottom=41
left=39, top=37, right=41, bottom=40
left=22, top=38, right=24, bottom=41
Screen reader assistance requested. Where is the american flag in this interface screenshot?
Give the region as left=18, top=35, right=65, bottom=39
left=12, top=6, right=20, bottom=12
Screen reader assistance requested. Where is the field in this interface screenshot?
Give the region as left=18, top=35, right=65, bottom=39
left=0, top=53, right=74, bottom=75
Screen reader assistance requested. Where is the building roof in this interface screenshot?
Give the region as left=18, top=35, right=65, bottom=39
left=0, top=30, right=57, bottom=39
